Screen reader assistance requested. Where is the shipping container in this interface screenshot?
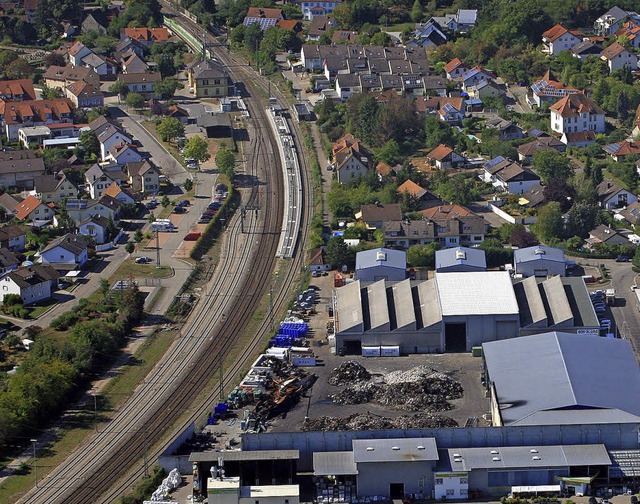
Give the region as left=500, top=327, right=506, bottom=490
left=362, top=346, right=381, bottom=357
left=380, top=345, right=400, bottom=357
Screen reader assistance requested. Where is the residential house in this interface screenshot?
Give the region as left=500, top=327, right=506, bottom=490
left=444, top=58, right=468, bottom=80
left=332, top=134, right=373, bottom=183
left=527, top=71, right=580, bottom=107
left=356, top=203, right=402, bottom=229
left=615, top=20, right=640, bottom=48
left=616, top=201, right=640, bottom=225
left=276, top=19, right=302, bottom=32
left=603, top=139, right=640, bottom=161
left=0, top=194, right=22, bottom=218
left=571, top=41, right=603, bottom=60
left=594, top=6, right=637, bottom=36
left=518, top=183, right=546, bottom=209
left=15, top=196, right=55, bottom=223
left=426, top=144, right=465, bottom=169
left=308, top=247, right=331, bottom=272
left=560, top=130, right=597, bottom=147
left=42, top=65, right=100, bottom=90
left=300, top=44, right=347, bottom=70
left=299, top=0, right=342, bottom=20
left=429, top=14, right=457, bottom=32
left=0, top=265, right=59, bottom=305
left=65, top=81, right=104, bottom=108
left=80, top=53, right=116, bottom=77
left=382, top=219, right=435, bottom=248
left=243, top=7, right=283, bottom=30
left=601, top=42, right=638, bottom=72
left=116, top=72, right=161, bottom=97
left=121, top=52, right=149, bottom=74
left=0, top=150, right=45, bottom=189
left=0, top=79, right=36, bottom=101
left=60, top=23, right=76, bottom=37
left=105, top=143, right=143, bottom=166
left=68, top=41, right=93, bottom=67
left=307, top=15, right=336, bottom=42
left=517, top=136, right=566, bottom=163
left=597, top=179, right=638, bottom=209
left=335, top=74, right=361, bottom=100
left=587, top=224, right=629, bottom=247
left=375, top=161, right=397, bottom=180
left=0, top=248, right=19, bottom=276
left=89, top=116, right=133, bottom=160
left=332, top=30, right=358, bottom=44
left=166, top=104, right=190, bottom=123
left=460, top=66, right=496, bottom=89
left=121, top=27, right=170, bottom=46
left=30, top=173, right=78, bottom=204
left=113, top=37, right=145, bottom=59
left=632, top=105, right=640, bottom=139
left=422, top=76, right=447, bottom=97
left=466, top=79, right=504, bottom=100
left=102, top=182, right=135, bottom=205
left=542, top=24, right=582, bottom=55
left=38, top=233, right=89, bottom=268
left=456, top=9, right=478, bottom=32
left=409, top=22, right=447, bottom=48
left=81, top=11, right=110, bottom=35
left=84, top=164, right=127, bottom=199
left=0, top=98, right=73, bottom=142
left=63, top=197, right=121, bottom=226
left=550, top=93, right=605, bottom=136
left=419, top=204, right=486, bottom=248
left=485, top=118, right=524, bottom=141
left=18, top=126, right=51, bottom=149
left=397, top=180, right=427, bottom=201
left=0, top=225, right=27, bottom=251
left=126, top=160, right=160, bottom=194
left=482, top=157, right=541, bottom=194
left=78, top=214, right=111, bottom=245
left=186, top=59, right=230, bottom=99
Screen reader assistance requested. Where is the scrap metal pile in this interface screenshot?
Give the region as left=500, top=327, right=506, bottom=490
left=302, top=412, right=458, bottom=431
left=329, top=363, right=463, bottom=412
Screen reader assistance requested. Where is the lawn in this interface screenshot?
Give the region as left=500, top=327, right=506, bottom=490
left=107, top=258, right=174, bottom=283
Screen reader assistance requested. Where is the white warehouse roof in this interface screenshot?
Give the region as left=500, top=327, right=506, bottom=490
left=435, top=271, right=519, bottom=316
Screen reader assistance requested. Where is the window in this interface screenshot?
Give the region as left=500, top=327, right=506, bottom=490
left=460, top=478, right=468, bottom=485
left=2, top=286, right=6, bottom=291
left=435, top=479, right=443, bottom=485
left=460, top=489, right=468, bottom=496
left=204, top=88, right=209, bottom=96
left=446, top=490, right=455, bottom=496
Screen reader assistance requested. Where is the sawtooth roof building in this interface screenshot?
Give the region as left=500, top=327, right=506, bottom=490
left=333, top=273, right=599, bottom=354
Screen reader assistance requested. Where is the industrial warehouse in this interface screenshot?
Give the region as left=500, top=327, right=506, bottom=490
left=332, top=271, right=599, bottom=354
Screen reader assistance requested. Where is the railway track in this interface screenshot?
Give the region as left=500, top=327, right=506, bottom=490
left=18, top=9, right=314, bottom=504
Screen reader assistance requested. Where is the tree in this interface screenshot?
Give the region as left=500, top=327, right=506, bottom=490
left=477, top=238, right=513, bottom=268
left=633, top=245, right=640, bottom=272
left=156, top=117, right=184, bottom=143
left=532, top=149, right=572, bottom=183
left=543, top=177, right=574, bottom=212
left=41, top=84, right=62, bottom=100
left=532, top=202, right=564, bottom=243
left=216, top=144, right=235, bottom=179
left=411, top=0, right=422, bottom=22
left=77, top=131, right=100, bottom=159
left=572, top=172, right=597, bottom=204
left=407, top=242, right=439, bottom=267
left=125, top=242, right=135, bottom=254
left=183, top=136, right=211, bottom=163
left=591, top=164, right=603, bottom=185
left=183, top=178, right=193, bottom=192
left=617, top=90, right=630, bottom=121
left=566, top=203, right=598, bottom=238
left=154, top=78, right=183, bottom=99
left=5, top=58, right=33, bottom=79
left=325, top=236, right=352, bottom=270
left=161, top=195, right=170, bottom=207
left=109, top=80, right=129, bottom=100
left=125, top=92, right=145, bottom=110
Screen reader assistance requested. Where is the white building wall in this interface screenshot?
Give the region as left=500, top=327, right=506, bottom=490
left=515, top=259, right=566, bottom=277
left=356, top=461, right=435, bottom=498
left=0, top=276, right=52, bottom=305
left=434, top=473, right=469, bottom=500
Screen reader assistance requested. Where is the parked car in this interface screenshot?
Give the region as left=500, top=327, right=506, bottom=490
left=216, top=183, right=228, bottom=192
left=178, top=200, right=190, bottom=207
left=173, top=206, right=186, bottom=214
left=184, top=232, right=202, bottom=241
left=146, top=201, right=158, bottom=209
left=135, top=256, right=151, bottom=264
left=616, top=254, right=630, bottom=262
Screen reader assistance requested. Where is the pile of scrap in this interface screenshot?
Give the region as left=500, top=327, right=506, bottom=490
left=329, top=364, right=463, bottom=412
left=328, top=361, right=371, bottom=385
left=302, top=412, right=458, bottom=432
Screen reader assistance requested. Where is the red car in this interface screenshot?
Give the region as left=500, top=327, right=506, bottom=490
left=184, top=232, right=202, bottom=241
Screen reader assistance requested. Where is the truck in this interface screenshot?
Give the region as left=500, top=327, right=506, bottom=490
left=606, top=288, right=616, bottom=306
left=151, top=219, right=175, bottom=232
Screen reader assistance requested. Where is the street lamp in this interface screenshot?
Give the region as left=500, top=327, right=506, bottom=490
left=92, top=387, right=99, bottom=432
left=30, top=439, right=37, bottom=488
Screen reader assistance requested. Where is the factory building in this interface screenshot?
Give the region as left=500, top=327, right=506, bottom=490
left=435, top=246, right=486, bottom=272
left=482, top=332, right=640, bottom=427
left=514, top=245, right=566, bottom=277
left=354, top=248, right=406, bottom=281
left=333, top=271, right=598, bottom=354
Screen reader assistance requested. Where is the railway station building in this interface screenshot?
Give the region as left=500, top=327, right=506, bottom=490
left=332, top=271, right=599, bottom=354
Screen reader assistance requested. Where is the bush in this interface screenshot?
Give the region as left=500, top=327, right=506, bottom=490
left=51, top=311, right=80, bottom=331
left=125, top=242, right=135, bottom=254
left=3, top=293, right=22, bottom=307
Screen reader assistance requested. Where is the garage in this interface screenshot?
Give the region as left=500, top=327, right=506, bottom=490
left=445, top=323, right=467, bottom=352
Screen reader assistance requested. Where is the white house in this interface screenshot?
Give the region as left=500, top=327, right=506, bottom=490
left=594, top=6, right=636, bottom=36
left=90, top=117, right=133, bottom=161
left=597, top=179, right=638, bottom=209
left=299, top=0, right=341, bottom=20
left=541, top=24, right=582, bottom=55
left=68, top=41, right=92, bottom=67
left=482, top=157, right=541, bottom=195
left=550, top=93, right=605, bottom=135
left=105, top=143, right=143, bottom=166
left=600, top=42, right=638, bottom=72
left=0, top=248, right=19, bottom=276
left=38, top=233, right=89, bottom=268
left=0, top=265, right=59, bottom=305
left=78, top=214, right=111, bottom=245
left=126, top=160, right=160, bottom=194
left=84, top=164, right=128, bottom=200
left=444, top=58, right=468, bottom=79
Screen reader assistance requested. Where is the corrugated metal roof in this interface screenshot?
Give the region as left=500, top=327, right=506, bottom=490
left=435, top=271, right=519, bottom=316
left=483, top=332, right=640, bottom=426
left=356, top=248, right=406, bottom=271
left=543, top=276, right=573, bottom=326
left=392, top=279, right=415, bottom=330
left=521, top=276, right=547, bottom=325
left=514, top=245, right=566, bottom=264
left=417, top=279, right=442, bottom=329
left=367, top=280, right=389, bottom=331
left=435, top=247, right=486, bottom=271
left=447, top=444, right=610, bottom=471
left=313, top=452, right=358, bottom=475
left=353, top=438, right=439, bottom=463
left=609, top=450, right=640, bottom=477
left=335, top=280, right=363, bottom=333
left=190, top=450, right=299, bottom=462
